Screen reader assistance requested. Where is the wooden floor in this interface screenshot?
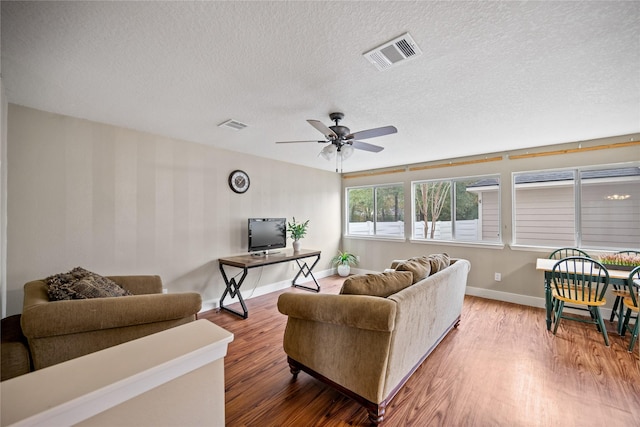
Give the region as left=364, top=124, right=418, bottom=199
left=200, top=275, right=640, bottom=426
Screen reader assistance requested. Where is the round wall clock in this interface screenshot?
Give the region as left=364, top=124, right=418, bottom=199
left=228, top=170, right=250, bottom=194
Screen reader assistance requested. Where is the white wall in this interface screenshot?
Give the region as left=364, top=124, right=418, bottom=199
left=5, top=104, right=638, bottom=316
left=341, top=134, right=640, bottom=308
left=5, top=105, right=342, bottom=315
left=1, top=78, right=8, bottom=317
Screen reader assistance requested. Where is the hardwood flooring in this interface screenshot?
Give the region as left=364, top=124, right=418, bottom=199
left=199, top=276, right=640, bottom=426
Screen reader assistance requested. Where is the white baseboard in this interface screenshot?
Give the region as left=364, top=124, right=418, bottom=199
left=465, top=286, right=613, bottom=319
left=199, top=269, right=335, bottom=313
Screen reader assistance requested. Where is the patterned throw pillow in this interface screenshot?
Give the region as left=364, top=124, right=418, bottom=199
left=69, top=275, right=131, bottom=299
left=46, top=267, right=132, bottom=301
left=339, top=271, right=414, bottom=298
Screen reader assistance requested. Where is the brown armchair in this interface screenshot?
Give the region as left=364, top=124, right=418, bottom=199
left=21, top=275, right=202, bottom=370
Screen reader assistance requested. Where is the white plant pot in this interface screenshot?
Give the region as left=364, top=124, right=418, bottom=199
left=337, top=264, right=351, bottom=277
left=292, top=240, right=301, bottom=252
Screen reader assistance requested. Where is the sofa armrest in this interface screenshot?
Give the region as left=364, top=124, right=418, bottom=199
left=277, top=292, right=396, bottom=332
left=108, top=275, right=163, bottom=295
left=21, top=285, right=202, bottom=339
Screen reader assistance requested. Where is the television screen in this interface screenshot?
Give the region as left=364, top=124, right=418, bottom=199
left=248, top=218, right=287, bottom=253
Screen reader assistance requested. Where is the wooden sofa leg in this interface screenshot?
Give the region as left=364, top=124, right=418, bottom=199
left=288, top=362, right=300, bottom=379
left=367, top=405, right=385, bottom=425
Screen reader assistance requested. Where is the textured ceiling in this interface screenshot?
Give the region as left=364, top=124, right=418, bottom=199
left=2, top=1, right=639, bottom=173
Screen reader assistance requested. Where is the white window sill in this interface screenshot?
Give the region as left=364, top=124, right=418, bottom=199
left=409, top=239, right=505, bottom=250
left=343, top=235, right=406, bottom=243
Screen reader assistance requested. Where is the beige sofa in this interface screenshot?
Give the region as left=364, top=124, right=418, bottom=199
left=277, top=256, right=471, bottom=424
left=21, top=275, right=202, bottom=370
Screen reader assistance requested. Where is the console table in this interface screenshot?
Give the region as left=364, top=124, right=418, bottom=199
left=218, top=249, right=321, bottom=319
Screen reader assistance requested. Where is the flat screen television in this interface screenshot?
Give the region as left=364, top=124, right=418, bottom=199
left=248, top=218, right=287, bottom=253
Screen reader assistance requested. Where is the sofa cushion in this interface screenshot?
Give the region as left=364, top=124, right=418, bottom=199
left=68, top=275, right=133, bottom=299
left=46, top=267, right=132, bottom=301
left=395, top=257, right=432, bottom=284
left=340, top=271, right=413, bottom=298
left=427, top=253, right=450, bottom=274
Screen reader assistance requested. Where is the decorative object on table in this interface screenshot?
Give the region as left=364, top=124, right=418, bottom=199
left=331, top=250, right=358, bottom=277
left=228, top=170, right=250, bottom=194
left=286, top=217, right=309, bottom=252
left=597, top=252, right=640, bottom=271
left=605, top=250, right=640, bottom=327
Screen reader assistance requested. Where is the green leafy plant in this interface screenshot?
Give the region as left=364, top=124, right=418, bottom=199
left=331, top=251, right=358, bottom=267
left=286, top=217, right=309, bottom=240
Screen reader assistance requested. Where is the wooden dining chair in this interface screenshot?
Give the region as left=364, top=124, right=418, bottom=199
left=609, top=250, right=640, bottom=327
left=547, top=248, right=592, bottom=325
left=620, top=266, right=640, bottom=353
left=548, top=247, right=590, bottom=260
left=551, top=256, right=610, bottom=346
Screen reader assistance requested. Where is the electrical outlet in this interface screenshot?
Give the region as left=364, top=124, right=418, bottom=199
left=494, top=272, right=501, bottom=282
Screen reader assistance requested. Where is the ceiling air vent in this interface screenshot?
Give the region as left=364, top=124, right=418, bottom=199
left=218, top=119, right=248, bottom=131
left=363, top=33, right=422, bottom=71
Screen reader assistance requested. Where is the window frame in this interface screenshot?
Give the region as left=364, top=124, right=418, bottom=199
left=344, top=183, right=405, bottom=240
left=511, top=162, right=640, bottom=251
left=410, top=173, right=502, bottom=245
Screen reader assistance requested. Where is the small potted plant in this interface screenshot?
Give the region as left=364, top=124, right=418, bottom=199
left=331, top=250, right=358, bottom=277
left=287, top=217, right=309, bottom=252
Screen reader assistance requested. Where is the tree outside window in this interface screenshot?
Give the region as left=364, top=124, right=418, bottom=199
left=413, top=176, right=500, bottom=242
left=415, top=181, right=451, bottom=239
left=346, top=184, right=404, bottom=237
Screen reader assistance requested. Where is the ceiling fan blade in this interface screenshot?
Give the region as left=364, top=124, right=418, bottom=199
left=307, top=119, right=338, bottom=140
left=347, top=125, right=397, bottom=140
left=351, top=140, right=384, bottom=153
left=275, top=140, right=326, bottom=144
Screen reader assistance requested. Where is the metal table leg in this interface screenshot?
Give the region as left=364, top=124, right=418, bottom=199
left=219, top=264, right=249, bottom=319
left=292, top=254, right=321, bottom=292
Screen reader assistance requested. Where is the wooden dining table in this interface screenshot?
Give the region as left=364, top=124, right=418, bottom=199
left=536, top=258, right=633, bottom=331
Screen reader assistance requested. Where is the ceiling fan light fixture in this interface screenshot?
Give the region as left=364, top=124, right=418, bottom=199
left=278, top=112, right=394, bottom=169
left=340, top=145, right=354, bottom=160
left=319, top=144, right=337, bottom=160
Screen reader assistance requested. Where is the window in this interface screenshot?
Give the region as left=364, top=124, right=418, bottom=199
left=513, top=164, right=640, bottom=249
left=346, top=184, right=404, bottom=238
left=412, top=175, right=501, bottom=243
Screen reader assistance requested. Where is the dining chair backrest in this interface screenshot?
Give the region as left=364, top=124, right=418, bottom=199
left=548, top=247, right=590, bottom=260
left=551, top=256, right=609, bottom=303
left=627, top=265, right=640, bottom=308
